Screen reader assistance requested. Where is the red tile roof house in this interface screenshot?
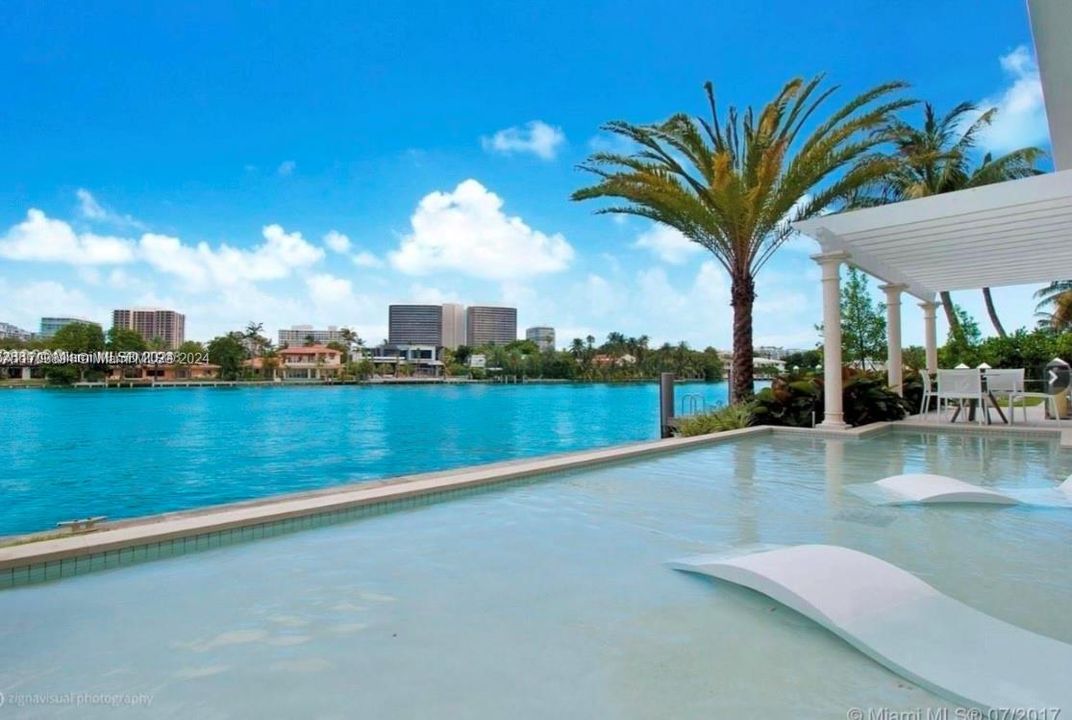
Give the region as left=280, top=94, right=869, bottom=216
left=276, top=345, right=343, bottom=381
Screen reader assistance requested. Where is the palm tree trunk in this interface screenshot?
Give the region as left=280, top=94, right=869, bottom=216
left=730, top=272, right=756, bottom=404
left=981, top=287, right=1006, bottom=338
left=938, top=290, right=963, bottom=344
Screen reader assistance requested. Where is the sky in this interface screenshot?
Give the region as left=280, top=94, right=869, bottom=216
left=0, top=0, right=1053, bottom=349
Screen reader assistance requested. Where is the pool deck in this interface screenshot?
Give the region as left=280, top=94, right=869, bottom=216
left=1, top=418, right=1069, bottom=585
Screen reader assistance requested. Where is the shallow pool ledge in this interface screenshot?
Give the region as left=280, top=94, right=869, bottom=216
left=0, top=426, right=773, bottom=587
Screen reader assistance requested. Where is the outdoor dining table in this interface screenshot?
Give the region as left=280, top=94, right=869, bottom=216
left=947, top=368, right=1009, bottom=425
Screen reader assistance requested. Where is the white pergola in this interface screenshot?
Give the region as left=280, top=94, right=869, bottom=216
left=793, top=169, right=1072, bottom=428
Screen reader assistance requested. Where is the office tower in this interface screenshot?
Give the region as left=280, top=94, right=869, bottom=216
left=466, top=306, right=517, bottom=346
left=388, top=305, right=443, bottom=346
left=39, top=317, right=100, bottom=339
left=525, top=326, right=555, bottom=351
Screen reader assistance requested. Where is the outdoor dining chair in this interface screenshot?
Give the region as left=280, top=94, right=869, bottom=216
left=982, top=369, right=1022, bottom=424
left=935, top=369, right=985, bottom=424
left=918, top=371, right=935, bottom=416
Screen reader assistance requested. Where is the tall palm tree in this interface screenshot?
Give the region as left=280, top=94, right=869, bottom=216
left=1034, top=280, right=1072, bottom=330
left=880, top=102, right=1044, bottom=339
left=573, top=76, right=912, bottom=402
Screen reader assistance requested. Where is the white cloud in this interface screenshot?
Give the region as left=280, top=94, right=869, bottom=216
left=481, top=121, right=566, bottom=160
left=405, top=284, right=461, bottom=305
left=633, top=224, right=702, bottom=264
left=306, top=273, right=354, bottom=307
left=76, top=189, right=144, bottom=229
left=277, top=160, right=297, bottom=176
left=0, top=278, right=102, bottom=330
left=352, top=251, right=383, bottom=268
left=0, top=209, right=136, bottom=265
left=139, top=224, right=324, bottom=289
left=323, top=230, right=385, bottom=267
left=323, top=230, right=351, bottom=253
left=388, top=179, right=574, bottom=280
left=977, top=45, right=1049, bottom=154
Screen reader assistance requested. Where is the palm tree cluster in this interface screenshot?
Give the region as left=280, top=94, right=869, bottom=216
left=468, top=332, right=724, bottom=381
left=573, top=80, right=1047, bottom=401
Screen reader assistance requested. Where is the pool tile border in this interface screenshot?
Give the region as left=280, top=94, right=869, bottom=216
left=2, top=419, right=1067, bottom=590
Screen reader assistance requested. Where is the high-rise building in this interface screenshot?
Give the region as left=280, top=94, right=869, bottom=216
left=388, top=305, right=443, bottom=346
left=278, top=325, right=347, bottom=347
left=466, top=306, right=517, bottom=346
left=39, top=317, right=100, bottom=339
left=0, top=322, right=33, bottom=342
left=111, top=308, right=185, bottom=349
left=525, top=326, right=555, bottom=351
left=441, top=303, right=466, bottom=350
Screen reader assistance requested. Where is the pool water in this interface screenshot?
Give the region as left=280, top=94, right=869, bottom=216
left=2, top=430, right=1070, bottom=718
left=0, top=382, right=735, bottom=536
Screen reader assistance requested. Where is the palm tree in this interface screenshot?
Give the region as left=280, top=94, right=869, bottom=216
left=244, top=321, right=265, bottom=357
left=880, top=102, right=1044, bottom=339
left=1049, top=293, right=1072, bottom=331
left=573, top=76, right=912, bottom=402
left=1034, top=280, right=1072, bottom=330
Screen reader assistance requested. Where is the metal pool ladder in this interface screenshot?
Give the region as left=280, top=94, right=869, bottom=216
left=679, top=393, right=706, bottom=416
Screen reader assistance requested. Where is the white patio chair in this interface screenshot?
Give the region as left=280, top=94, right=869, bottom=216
left=936, top=369, right=984, bottom=424
left=983, top=369, right=1022, bottom=425
left=918, top=372, right=935, bottom=417
left=1011, top=374, right=1063, bottom=426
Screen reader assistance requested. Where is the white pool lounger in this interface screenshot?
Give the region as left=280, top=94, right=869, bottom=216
left=670, top=545, right=1072, bottom=711
left=850, top=473, right=1072, bottom=507
left=870, top=473, right=1018, bottom=504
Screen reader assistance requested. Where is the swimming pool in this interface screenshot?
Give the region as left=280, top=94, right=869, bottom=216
left=1, top=382, right=736, bottom=536
left=2, top=429, right=1069, bottom=717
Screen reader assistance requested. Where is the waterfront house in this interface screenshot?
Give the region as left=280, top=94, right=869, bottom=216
left=278, top=345, right=343, bottom=381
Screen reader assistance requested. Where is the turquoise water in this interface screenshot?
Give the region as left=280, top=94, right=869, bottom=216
left=2, top=431, right=1070, bottom=718
left=0, top=382, right=733, bottom=536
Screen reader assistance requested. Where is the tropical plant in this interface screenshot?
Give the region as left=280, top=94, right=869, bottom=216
left=751, top=372, right=908, bottom=427
left=572, top=76, right=912, bottom=402
left=1035, top=281, right=1072, bottom=331
left=879, top=102, right=1045, bottom=339
left=105, top=326, right=147, bottom=352
left=677, top=403, right=755, bottom=436
left=842, top=375, right=911, bottom=425
left=751, top=378, right=823, bottom=427
left=207, top=332, right=247, bottom=380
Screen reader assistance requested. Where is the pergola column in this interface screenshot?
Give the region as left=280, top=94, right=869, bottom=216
left=879, top=283, right=907, bottom=395
left=919, top=301, right=938, bottom=374
left=813, top=251, right=851, bottom=428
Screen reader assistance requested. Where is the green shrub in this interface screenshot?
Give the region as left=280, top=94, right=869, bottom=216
left=677, top=403, right=755, bottom=436
left=751, top=378, right=823, bottom=427
left=843, top=375, right=911, bottom=425
left=751, top=372, right=910, bottom=428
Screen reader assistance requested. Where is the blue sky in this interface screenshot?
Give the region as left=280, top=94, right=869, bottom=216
left=0, top=0, right=1051, bottom=348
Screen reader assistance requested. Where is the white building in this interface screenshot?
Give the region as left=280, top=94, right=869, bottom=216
left=278, top=325, right=347, bottom=347
left=441, top=303, right=467, bottom=350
